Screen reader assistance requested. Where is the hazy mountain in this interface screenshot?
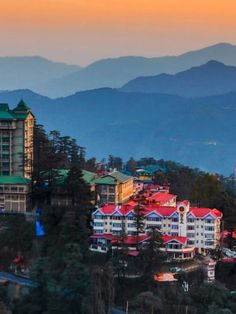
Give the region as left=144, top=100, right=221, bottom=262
left=35, top=43, right=236, bottom=97
left=0, top=56, right=81, bottom=92
left=1, top=88, right=236, bottom=174
left=121, top=60, right=236, bottom=97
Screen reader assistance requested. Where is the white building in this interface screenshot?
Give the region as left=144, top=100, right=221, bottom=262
left=91, top=192, right=223, bottom=258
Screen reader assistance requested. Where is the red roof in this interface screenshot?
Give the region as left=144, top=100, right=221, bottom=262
left=146, top=192, right=176, bottom=205
left=140, top=206, right=177, bottom=217
left=90, top=234, right=113, bottom=240
left=112, top=235, right=151, bottom=245
left=162, top=235, right=187, bottom=245
left=126, top=250, right=140, bottom=257
left=190, top=207, right=222, bottom=218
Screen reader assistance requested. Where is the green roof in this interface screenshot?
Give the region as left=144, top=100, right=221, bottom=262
left=0, top=176, right=30, bottom=185
left=0, top=100, right=32, bottom=121
left=0, top=110, right=15, bottom=120
left=94, top=171, right=132, bottom=185
left=82, top=170, right=97, bottom=184
left=0, top=103, right=9, bottom=111
left=13, top=100, right=31, bottom=112
left=42, top=169, right=97, bottom=185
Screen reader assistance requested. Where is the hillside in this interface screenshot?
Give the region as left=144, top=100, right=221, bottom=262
left=1, top=88, right=236, bottom=174
left=35, top=43, right=236, bottom=97
left=121, top=61, right=236, bottom=97
left=0, top=56, right=81, bottom=92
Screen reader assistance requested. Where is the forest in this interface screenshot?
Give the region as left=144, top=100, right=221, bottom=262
left=0, top=124, right=235, bottom=314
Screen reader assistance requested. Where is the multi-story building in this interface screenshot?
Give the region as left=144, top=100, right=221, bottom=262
left=0, top=176, right=30, bottom=212
left=94, top=171, right=134, bottom=205
left=0, top=100, right=34, bottom=178
left=91, top=192, right=223, bottom=258
left=47, top=169, right=97, bottom=207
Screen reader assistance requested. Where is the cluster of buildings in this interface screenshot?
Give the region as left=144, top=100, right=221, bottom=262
left=0, top=100, right=224, bottom=263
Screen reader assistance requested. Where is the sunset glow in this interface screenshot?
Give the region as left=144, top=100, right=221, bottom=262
left=0, top=0, right=236, bottom=64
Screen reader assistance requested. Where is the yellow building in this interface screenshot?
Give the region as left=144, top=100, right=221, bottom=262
left=0, top=100, right=34, bottom=178
left=95, top=171, right=134, bottom=205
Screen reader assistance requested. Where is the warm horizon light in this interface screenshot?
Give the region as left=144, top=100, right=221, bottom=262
left=0, top=0, right=236, bottom=65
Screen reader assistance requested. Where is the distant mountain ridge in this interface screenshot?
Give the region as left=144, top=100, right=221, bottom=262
left=1, top=88, right=236, bottom=174
left=0, top=56, right=81, bottom=93
left=121, top=60, right=236, bottom=97
left=1, top=43, right=236, bottom=97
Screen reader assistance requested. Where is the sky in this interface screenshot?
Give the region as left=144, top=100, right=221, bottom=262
left=0, top=0, right=236, bottom=66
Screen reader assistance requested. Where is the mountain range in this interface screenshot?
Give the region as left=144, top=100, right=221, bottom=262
left=121, top=60, right=236, bottom=97
left=1, top=88, right=236, bottom=175
left=1, top=43, right=236, bottom=97
left=0, top=56, right=81, bottom=94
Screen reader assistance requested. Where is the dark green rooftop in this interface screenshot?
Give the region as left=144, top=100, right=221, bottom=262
left=13, top=100, right=31, bottom=112
left=42, top=169, right=97, bottom=186
left=0, top=176, right=30, bottom=185
left=0, top=100, right=32, bottom=121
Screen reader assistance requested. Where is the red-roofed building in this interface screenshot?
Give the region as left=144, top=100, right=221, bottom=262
left=91, top=195, right=223, bottom=257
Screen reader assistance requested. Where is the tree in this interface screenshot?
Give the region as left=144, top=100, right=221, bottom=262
left=126, top=157, right=137, bottom=175
left=130, top=291, right=163, bottom=314
left=89, top=262, right=114, bottom=314
left=133, top=203, right=145, bottom=251
left=140, top=227, right=163, bottom=281
left=108, top=155, right=123, bottom=171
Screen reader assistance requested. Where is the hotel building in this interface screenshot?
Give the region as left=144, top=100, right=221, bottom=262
left=90, top=192, right=223, bottom=259
left=0, top=100, right=34, bottom=178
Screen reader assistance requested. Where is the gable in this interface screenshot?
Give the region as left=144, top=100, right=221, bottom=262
left=145, top=211, right=163, bottom=218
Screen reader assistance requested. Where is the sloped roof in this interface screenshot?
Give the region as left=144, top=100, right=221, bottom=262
left=42, top=168, right=97, bottom=185
left=95, top=171, right=132, bottom=185
left=189, top=207, right=222, bottom=218
left=162, top=235, right=187, bottom=245
left=0, top=176, right=30, bottom=185
left=147, top=192, right=177, bottom=205
left=13, top=100, right=31, bottom=112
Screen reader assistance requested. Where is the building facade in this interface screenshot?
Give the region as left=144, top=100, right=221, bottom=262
left=91, top=192, right=223, bottom=257
left=94, top=171, right=134, bottom=205
left=0, top=101, right=34, bottom=178
left=0, top=176, right=31, bottom=212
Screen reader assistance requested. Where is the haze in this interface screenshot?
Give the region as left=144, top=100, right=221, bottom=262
left=0, top=0, right=236, bottom=65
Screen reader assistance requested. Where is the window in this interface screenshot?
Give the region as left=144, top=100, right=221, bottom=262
left=112, top=223, right=122, bottom=228
left=205, top=226, right=214, bottom=231
left=187, top=226, right=195, bottom=230
left=94, top=223, right=103, bottom=227
left=128, top=223, right=135, bottom=228
left=187, top=233, right=195, bottom=238
left=206, top=219, right=214, bottom=224
left=146, top=217, right=161, bottom=221
left=94, top=215, right=103, bottom=220
left=172, top=225, right=178, bottom=230
left=205, top=234, right=214, bottom=239
left=205, top=241, right=214, bottom=246
left=187, top=218, right=195, bottom=223
left=172, top=218, right=178, bottom=222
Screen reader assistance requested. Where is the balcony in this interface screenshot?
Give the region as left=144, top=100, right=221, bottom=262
left=159, top=247, right=194, bottom=253
left=89, top=244, right=109, bottom=253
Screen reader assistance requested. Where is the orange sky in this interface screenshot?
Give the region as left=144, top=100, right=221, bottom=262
left=0, top=0, right=236, bottom=65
